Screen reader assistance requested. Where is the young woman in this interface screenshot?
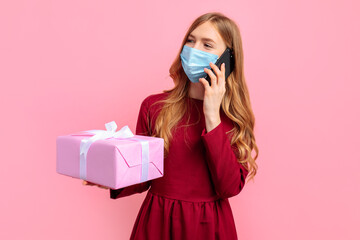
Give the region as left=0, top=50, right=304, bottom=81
left=84, top=12, right=258, bottom=240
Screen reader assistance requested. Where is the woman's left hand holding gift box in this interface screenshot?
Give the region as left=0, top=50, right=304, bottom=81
left=82, top=180, right=109, bottom=189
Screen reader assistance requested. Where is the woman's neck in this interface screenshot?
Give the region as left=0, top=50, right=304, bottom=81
left=188, top=81, right=204, bottom=100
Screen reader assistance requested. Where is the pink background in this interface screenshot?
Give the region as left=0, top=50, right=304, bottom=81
left=1, top=0, right=359, bottom=239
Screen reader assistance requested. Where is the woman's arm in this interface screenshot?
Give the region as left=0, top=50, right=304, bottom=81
left=109, top=97, right=152, bottom=199
left=201, top=121, right=249, bottom=199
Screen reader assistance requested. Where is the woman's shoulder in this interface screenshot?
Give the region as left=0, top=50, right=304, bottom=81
left=142, top=91, right=170, bottom=107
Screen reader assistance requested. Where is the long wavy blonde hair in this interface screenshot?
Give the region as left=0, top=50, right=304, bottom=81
left=147, top=12, right=258, bottom=183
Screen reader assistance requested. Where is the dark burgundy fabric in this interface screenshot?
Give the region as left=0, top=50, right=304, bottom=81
left=110, top=92, right=249, bottom=240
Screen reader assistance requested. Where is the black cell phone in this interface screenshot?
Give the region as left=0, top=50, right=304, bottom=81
left=204, top=47, right=235, bottom=86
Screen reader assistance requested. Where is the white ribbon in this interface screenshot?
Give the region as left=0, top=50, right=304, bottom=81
left=79, top=121, right=149, bottom=183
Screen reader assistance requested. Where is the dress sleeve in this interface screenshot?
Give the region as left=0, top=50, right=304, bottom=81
left=201, top=121, right=249, bottom=199
left=109, top=97, right=152, bottom=199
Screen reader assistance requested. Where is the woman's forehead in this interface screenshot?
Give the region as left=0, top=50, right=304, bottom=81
left=189, top=22, right=223, bottom=44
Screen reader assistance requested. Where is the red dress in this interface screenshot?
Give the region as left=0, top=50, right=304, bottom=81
left=110, top=92, right=249, bottom=240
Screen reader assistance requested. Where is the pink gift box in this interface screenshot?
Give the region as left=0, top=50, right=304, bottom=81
left=56, top=122, right=164, bottom=189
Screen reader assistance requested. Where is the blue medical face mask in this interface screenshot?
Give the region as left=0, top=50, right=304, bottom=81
left=180, top=45, right=219, bottom=83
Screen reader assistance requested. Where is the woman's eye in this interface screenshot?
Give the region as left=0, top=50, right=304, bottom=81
left=186, top=39, right=212, bottom=48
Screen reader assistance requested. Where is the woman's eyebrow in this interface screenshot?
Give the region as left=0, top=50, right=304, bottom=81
left=188, top=34, right=216, bottom=44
